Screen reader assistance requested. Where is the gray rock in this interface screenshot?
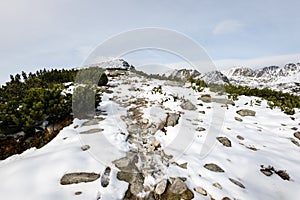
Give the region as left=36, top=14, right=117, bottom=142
left=196, top=127, right=206, bottom=132
left=60, top=172, right=100, bottom=185
left=294, top=132, right=300, bottom=140
left=236, top=135, right=244, bottom=140
left=81, top=118, right=104, bottom=126
left=101, top=167, right=111, bottom=187
left=155, top=179, right=167, bottom=195
left=80, top=128, right=104, bottom=134
left=170, top=178, right=187, bottom=194
left=212, top=98, right=234, bottom=105
left=166, top=113, right=180, bottom=127
left=260, top=168, right=273, bottom=176
left=236, top=109, right=256, bottom=117
left=204, top=163, right=225, bottom=172
left=180, top=100, right=197, bottom=110
left=81, top=145, right=90, bottom=151
left=212, top=182, right=222, bottom=190
left=289, top=138, right=300, bottom=147
left=235, top=117, right=243, bottom=122
left=228, top=178, right=245, bottom=189
left=217, top=137, right=232, bottom=147
left=194, top=186, right=207, bottom=196
left=198, top=94, right=212, bottom=103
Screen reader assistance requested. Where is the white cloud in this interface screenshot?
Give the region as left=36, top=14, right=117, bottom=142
left=213, top=19, right=243, bottom=35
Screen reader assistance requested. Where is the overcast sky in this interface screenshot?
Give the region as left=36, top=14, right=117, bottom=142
left=0, top=0, right=300, bottom=83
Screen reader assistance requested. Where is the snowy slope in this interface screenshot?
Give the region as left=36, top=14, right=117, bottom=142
left=0, top=71, right=299, bottom=200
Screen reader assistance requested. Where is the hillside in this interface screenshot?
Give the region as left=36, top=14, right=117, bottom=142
left=0, top=68, right=299, bottom=200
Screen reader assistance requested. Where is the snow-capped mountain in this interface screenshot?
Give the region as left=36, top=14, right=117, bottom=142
left=166, top=62, right=300, bottom=94
left=88, top=58, right=135, bottom=70
left=199, top=70, right=230, bottom=85
left=167, top=69, right=201, bottom=80
left=222, top=63, right=300, bottom=94
left=166, top=69, right=229, bottom=84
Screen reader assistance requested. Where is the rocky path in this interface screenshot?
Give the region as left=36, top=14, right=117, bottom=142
left=109, top=73, right=194, bottom=199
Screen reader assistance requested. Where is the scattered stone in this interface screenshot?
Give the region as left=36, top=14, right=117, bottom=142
left=80, top=128, right=104, bottom=134
left=74, top=125, right=79, bottom=129
left=196, top=127, right=206, bottom=132
left=289, top=138, right=300, bottom=147
left=81, top=118, right=104, bottom=126
left=60, top=172, right=100, bottom=185
left=236, top=135, right=244, bottom=140
left=155, top=179, right=167, bottom=195
left=199, top=94, right=212, bottom=103
left=158, top=180, right=194, bottom=200
left=291, top=127, right=298, bottom=131
left=75, top=191, right=82, bottom=195
left=165, top=113, right=180, bottom=127
left=217, top=137, right=232, bottom=147
left=212, top=98, right=234, bottom=105
left=222, top=197, right=231, bottom=200
left=260, top=165, right=290, bottom=180
left=236, top=109, right=256, bottom=117
left=199, top=111, right=205, bottom=114
left=170, top=178, right=187, bottom=194
left=212, top=182, right=222, bottom=190
left=204, top=163, right=224, bottom=172
left=179, top=162, right=188, bottom=169
left=194, top=186, right=207, bottom=196
left=276, top=170, right=290, bottom=181
left=260, top=168, right=273, bottom=176
left=246, top=145, right=258, bottom=151
left=180, top=100, right=197, bottom=110
left=229, top=178, right=245, bottom=189
left=101, top=167, right=111, bottom=187
left=294, top=132, right=300, bottom=140
left=81, top=145, right=90, bottom=151
left=234, top=117, right=243, bottom=122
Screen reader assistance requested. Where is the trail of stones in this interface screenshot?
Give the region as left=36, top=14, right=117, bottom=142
left=111, top=75, right=193, bottom=199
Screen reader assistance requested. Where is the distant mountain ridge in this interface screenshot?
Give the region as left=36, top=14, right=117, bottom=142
left=166, top=62, right=300, bottom=95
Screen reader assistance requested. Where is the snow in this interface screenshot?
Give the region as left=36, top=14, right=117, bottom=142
left=0, top=71, right=300, bottom=200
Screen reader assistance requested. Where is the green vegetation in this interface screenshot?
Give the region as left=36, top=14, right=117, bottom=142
left=0, top=67, right=106, bottom=136
left=225, top=84, right=300, bottom=115
left=188, top=78, right=300, bottom=115
left=0, top=67, right=107, bottom=159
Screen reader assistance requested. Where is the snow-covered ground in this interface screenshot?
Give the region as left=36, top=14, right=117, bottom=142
left=0, top=71, right=299, bottom=200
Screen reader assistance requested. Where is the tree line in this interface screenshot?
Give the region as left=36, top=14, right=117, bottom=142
left=0, top=67, right=108, bottom=136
